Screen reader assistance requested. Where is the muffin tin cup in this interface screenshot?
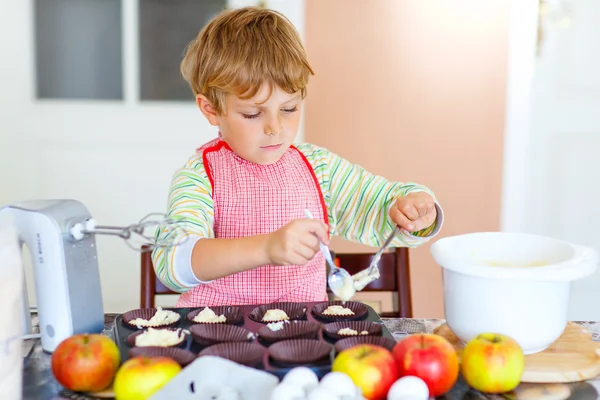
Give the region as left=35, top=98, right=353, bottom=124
left=186, top=306, right=243, bottom=325
left=257, top=321, right=321, bottom=344
left=248, top=302, right=308, bottom=323
left=267, top=339, right=332, bottom=365
left=311, top=301, right=369, bottom=322
left=121, top=308, right=181, bottom=329
left=334, top=336, right=397, bottom=353
left=190, top=323, right=255, bottom=346
left=128, top=346, right=197, bottom=367
left=322, top=321, right=383, bottom=341
left=198, top=342, right=265, bottom=367
left=125, top=328, right=188, bottom=348
left=264, top=352, right=332, bottom=370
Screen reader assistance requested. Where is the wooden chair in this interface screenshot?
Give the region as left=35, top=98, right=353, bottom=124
left=140, top=245, right=412, bottom=317
left=331, top=248, right=412, bottom=318
left=140, top=245, right=178, bottom=308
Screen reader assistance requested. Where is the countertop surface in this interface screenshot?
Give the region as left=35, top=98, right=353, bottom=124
left=22, top=315, right=600, bottom=399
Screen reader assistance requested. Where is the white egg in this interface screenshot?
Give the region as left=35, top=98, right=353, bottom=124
left=387, top=398, right=426, bottom=400
left=269, top=381, right=306, bottom=400
left=340, top=395, right=367, bottom=400
left=387, top=376, right=429, bottom=400
left=282, top=367, right=319, bottom=391
left=319, top=372, right=358, bottom=397
left=306, top=386, right=341, bottom=400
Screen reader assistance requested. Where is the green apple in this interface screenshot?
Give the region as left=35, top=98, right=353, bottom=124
left=113, top=356, right=181, bottom=400
left=461, top=333, right=524, bottom=393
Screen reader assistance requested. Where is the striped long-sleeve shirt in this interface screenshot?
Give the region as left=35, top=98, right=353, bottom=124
left=153, top=142, right=443, bottom=293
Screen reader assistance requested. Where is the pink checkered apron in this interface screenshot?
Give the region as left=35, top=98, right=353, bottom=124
left=176, top=139, right=329, bottom=307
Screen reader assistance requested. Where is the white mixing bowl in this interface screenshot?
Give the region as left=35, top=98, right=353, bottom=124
left=430, top=232, right=598, bottom=354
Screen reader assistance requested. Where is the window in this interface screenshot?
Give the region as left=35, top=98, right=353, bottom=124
left=34, top=0, right=123, bottom=100
left=139, top=0, right=227, bottom=101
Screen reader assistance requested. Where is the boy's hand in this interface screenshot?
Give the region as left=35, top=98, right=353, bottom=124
left=265, top=219, right=329, bottom=266
left=390, top=192, right=437, bottom=233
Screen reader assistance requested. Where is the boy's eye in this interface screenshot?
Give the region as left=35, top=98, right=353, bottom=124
left=282, top=106, right=298, bottom=113
left=242, top=112, right=261, bottom=119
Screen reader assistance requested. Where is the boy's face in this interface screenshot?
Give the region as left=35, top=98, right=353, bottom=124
left=198, top=84, right=302, bottom=165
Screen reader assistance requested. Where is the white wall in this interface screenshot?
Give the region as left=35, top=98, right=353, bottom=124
left=500, top=0, right=539, bottom=233
left=527, top=0, right=600, bottom=321
left=502, top=0, right=600, bottom=320
left=0, top=0, right=305, bottom=313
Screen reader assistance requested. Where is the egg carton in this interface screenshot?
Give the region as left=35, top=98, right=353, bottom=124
left=149, top=356, right=366, bottom=400
left=113, top=301, right=395, bottom=380
left=149, top=356, right=278, bottom=400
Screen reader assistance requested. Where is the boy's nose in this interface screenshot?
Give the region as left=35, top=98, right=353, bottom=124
left=264, top=129, right=281, bottom=136
left=264, top=115, right=283, bottom=136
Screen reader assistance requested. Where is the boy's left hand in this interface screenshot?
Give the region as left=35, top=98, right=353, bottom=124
left=390, top=192, right=437, bottom=233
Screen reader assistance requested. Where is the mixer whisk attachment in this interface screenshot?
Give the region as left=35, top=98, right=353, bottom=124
left=70, top=213, right=190, bottom=251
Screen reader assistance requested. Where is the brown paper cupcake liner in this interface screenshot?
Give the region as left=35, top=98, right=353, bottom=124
left=190, top=323, right=255, bottom=346
left=322, top=321, right=383, bottom=341
left=334, top=336, right=397, bottom=353
left=125, top=328, right=188, bottom=348
left=128, top=346, right=196, bottom=367
left=186, top=306, right=243, bottom=325
left=248, top=302, right=307, bottom=323
left=268, top=339, right=332, bottom=365
left=257, top=320, right=321, bottom=343
left=121, top=308, right=181, bottom=329
left=198, top=342, right=265, bottom=367
left=310, top=301, right=369, bottom=322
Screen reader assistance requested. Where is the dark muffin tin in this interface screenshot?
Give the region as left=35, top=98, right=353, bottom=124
left=114, top=301, right=395, bottom=379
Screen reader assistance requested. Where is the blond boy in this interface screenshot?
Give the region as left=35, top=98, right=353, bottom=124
left=153, top=7, right=443, bottom=307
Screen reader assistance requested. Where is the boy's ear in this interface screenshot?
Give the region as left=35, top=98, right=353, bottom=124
left=196, top=94, right=219, bottom=126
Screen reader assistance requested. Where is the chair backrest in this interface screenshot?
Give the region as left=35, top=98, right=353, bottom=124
left=332, top=247, right=412, bottom=318
left=140, top=245, right=178, bottom=308
left=139, top=245, right=412, bottom=317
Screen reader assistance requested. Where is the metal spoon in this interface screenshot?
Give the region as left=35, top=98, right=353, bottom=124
left=366, top=225, right=401, bottom=274
left=304, top=210, right=354, bottom=300
left=353, top=225, right=401, bottom=291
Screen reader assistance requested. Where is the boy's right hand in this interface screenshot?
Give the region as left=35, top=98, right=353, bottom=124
left=265, top=219, right=329, bottom=266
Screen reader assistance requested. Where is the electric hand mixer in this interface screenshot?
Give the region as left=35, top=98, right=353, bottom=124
left=0, top=199, right=187, bottom=353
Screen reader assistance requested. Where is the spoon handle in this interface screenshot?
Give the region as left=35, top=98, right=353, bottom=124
left=303, top=210, right=338, bottom=272
left=367, top=226, right=401, bottom=272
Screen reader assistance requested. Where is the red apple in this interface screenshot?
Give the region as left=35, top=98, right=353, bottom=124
left=392, top=333, right=459, bottom=397
left=332, top=344, right=398, bottom=400
left=51, top=333, right=121, bottom=392
left=461, top=333, right=524, bottom=393
left=113, top=356, right=181, bottom=400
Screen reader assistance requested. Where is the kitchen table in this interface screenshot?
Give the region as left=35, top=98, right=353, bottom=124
left=22, top=314, right=600, bottom=399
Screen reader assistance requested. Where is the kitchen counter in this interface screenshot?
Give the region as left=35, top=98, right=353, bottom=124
left=23, top=315, right=600, bottom=399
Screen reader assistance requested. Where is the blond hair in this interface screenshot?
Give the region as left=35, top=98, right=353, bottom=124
left=181, top=7, right=314, bottom=114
